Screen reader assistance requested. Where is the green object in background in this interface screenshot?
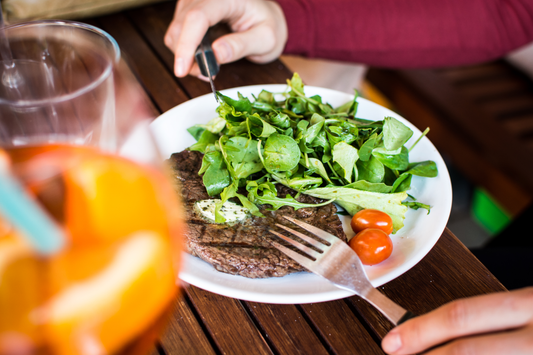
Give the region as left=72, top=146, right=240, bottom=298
left=471, top=188, right=511, bottom=236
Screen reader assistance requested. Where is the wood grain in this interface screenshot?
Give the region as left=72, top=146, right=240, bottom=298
left=185, top=285, right=273, bottom=355
left=300, top=300, right=385, bottom=354
left=243, top=302, right=330, bottom=355
left=159, top=290, right=217, bottom=355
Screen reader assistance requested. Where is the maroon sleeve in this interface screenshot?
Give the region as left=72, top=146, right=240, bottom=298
left=275, top=0, right=533, bottom=68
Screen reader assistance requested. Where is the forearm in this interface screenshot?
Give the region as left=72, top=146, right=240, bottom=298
left=276, top=0, right=533, bottom=68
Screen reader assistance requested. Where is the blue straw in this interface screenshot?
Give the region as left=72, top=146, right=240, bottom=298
left=0, top=170, right=65, bottom=255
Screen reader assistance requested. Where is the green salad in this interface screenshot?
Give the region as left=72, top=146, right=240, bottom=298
left=186, top=73, right=438, bottom=232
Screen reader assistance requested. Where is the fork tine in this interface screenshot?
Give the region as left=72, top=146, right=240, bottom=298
left=282, top=215, right=338, bottom=244
left=270, top=240, right=315, bottom=270
left=269, top=229, right=322, bottom=260
left=275, top=223, right=325, bottom=250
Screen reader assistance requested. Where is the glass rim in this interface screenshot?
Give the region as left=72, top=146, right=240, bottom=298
left=0, top=19, right=121, bottom=107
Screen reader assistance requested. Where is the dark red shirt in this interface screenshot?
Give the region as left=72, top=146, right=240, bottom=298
left=276, top=0, right=533, bottom=68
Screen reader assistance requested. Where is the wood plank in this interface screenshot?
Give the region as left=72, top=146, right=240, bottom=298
left=457, top=78, right=531, bottom=100
left=185, top=285, right=273, bottom=355
left=439, top=62, right=514, bottom=83
left=94, top=12, right=190, bottom=113
left=159, top=289, right=217, bottom=355
left=350, top=229, right=507, bottom=338
left=300, top=300, right=385, bottom=355
left=244, top=302, right=330, bottom=355
left=481, top=94, right=533, bottom=118
left=502, top=113, right=533, bottom=135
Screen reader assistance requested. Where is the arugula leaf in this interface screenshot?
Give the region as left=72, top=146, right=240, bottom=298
left=356, top=155, right=385, bottom=183
left=247, top=181, right=334, bottom=211
left=214, top=182, right=264, bottom=223
left=383, top=116, right=413, bottom=151
left=372, top=146, right=409, bottom=171
left=325, top=119, right=358, bottom=146
left=334, top=89, right=359, bottom=116
left=267, top=111, right=291, bottom=129
left=217, top=91, right=252, bottom=113
left=344, top=180, right=392, bottom=193
left=201, top=149, right=231, bottom=196
left=358, top=132, right=379, bottom=161
left=332, top=142, right=359, bottom=183
left=189, top=129, right=219, bottom=153
left=402, top=201, right=431, bottom=214
left=307, top=157, right=333, bottom=184
left=405, top=160, right=438, bottom=177
left=248, top=114, right=277, bottom=138
left=187, top=126, right=205, bottom=141
left=223, top=136, right=263, bottom=179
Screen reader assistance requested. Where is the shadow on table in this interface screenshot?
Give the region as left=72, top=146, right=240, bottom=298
left=470, top=202, right=533, bottom=290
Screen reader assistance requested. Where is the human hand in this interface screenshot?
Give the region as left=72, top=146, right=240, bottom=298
left=381, top=287, right=533, bottom=354
left=164, top=0, right=287, bottom=80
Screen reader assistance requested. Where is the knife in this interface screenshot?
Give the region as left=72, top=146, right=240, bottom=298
left=195, top=27, right=220, bottom=102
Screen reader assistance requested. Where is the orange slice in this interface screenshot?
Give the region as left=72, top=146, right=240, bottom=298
left=37, top=231, right=176, bottom=355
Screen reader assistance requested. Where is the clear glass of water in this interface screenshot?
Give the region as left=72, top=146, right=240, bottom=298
left=0, top=20, right=120, bottom=150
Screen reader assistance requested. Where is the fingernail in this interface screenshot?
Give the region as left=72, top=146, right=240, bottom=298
left=382, top=331, right=402, bottom=353
left=175, top=57, right=184, bottom=77
left=213, top=41, right=231, bottom=63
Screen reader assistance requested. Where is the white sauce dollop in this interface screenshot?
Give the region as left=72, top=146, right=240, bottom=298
left=194, top=199, right=249, bottom=223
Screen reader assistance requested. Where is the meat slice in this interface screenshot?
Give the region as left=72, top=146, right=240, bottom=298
left=167, top=149, right=347, bottom=278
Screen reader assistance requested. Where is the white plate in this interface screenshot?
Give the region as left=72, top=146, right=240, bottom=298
left=149, top=85, right=452, bottom=304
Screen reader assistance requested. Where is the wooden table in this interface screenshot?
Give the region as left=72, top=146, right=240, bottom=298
left=85, top=2, right=507, bottom=354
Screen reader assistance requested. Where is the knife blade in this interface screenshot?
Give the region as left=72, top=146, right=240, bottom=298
left=195, top=28, right=220, bottom=102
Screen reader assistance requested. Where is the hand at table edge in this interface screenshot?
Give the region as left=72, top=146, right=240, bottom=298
left=381, top=287, right=533, bottom=354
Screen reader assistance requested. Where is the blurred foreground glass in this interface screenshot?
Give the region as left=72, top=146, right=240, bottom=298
left=0, top=21, right=184, bottom=355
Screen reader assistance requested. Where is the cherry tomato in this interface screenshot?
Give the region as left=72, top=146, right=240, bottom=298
left=348, top=228, right=393, bottom=266
left=350, top=209, right=393, bottom=235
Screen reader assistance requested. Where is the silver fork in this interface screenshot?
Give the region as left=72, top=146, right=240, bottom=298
left=269, top=215, right=415, bottom=325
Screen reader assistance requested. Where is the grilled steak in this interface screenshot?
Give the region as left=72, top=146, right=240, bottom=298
left=168, top=149, right=347, bottom=278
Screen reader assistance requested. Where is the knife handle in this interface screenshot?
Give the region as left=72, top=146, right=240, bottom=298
left=397, top=310, right=417, bottom=325
left=195, top=28, right=220, bottom=78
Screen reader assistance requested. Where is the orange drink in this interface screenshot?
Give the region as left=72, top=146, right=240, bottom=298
left=0, top=144, right=184, bottom=355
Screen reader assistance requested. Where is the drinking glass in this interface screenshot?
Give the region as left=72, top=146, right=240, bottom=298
left=0, top=20, right=184, bottom=355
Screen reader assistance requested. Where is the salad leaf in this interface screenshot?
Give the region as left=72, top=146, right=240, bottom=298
left=372, top=146, right=409, bottom=171
left=332, top=142, right=359, bottom=183
left=201, top=148, right=231, bottom=196
left=356, top=156, right=385, bottom=184
left=262, top=133, right=300, bottom=172
left=383, top=117, right=413, bottom=150
left=247, top=181, right=334, bottom=211
left=222, top=136, right=263, bottom=180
